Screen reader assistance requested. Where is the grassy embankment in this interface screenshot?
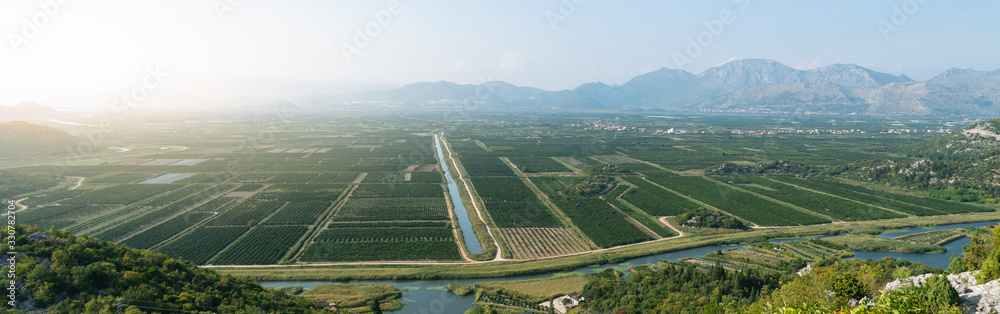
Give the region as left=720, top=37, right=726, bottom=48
left=295, top=283, right=403, bottom=311
left=826, top=235, right=946, bottom=253
left=473, top=274, right=589, bottom=303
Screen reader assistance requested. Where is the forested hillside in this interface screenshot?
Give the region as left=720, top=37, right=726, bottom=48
left=841, top=118, right=1000, bottom=202
left=2, top=225, right=324, bottom=313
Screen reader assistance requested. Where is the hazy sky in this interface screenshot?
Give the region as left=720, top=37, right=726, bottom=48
left=2, top=1, right=999, bottom=109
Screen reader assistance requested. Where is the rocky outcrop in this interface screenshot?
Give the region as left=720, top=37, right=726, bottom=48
left=884, top=271, right=1000, bottom=314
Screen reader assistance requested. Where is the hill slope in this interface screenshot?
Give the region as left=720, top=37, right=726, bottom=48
left=841, top=118, right=1000, bottom=201
left=0, top=121, right=78, bottom=157
left=4, top=225, right=324, bottom=312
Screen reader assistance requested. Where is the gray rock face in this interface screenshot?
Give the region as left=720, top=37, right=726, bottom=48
left=24, top=231, right=52, bottom=242
left=884, top=271, right=1000, bottom=314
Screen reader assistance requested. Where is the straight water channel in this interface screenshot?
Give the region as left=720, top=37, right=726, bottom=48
left=434, top=134, right=483, bottom=254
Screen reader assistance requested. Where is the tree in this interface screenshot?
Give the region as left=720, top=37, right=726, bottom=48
left=923, top=275, right=960, bottom=306
left=977, top=225, right=1000, bottom=282
left=826, top=273, right=869, bottom=301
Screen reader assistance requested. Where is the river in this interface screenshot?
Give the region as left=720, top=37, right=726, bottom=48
left=261, top=220, right=999, bottom=313
left=434, top=134, right=483, bottom=254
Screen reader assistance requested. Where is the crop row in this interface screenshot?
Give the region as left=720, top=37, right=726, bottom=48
left=648, top=176, right=830, bottom=226
left=619, top=177, right=699, bottom=216
left=333, top=198, right=449, bottom=221
left=357, top=156, right=437, bottom=165
left=300, top=241, right=461, bottom=262
left=527, top=177, right=568, bottom=197
left=207, top=199, right=285, bottom=226
left=608, top=198, right=676, bottom=238
left=262, top=200, right=331, bottom=225
left=177, top=173, right=234, bottom=184
left=500, top=228, right=588, bottom=259
left=19, top=204, right=113, bottom=230
left=92, top=188, right=234, bottom=241
left=618, top=163, right=671, bottom=176
left=507, top=157, right=572, bottom=173
left=459, top=156, right=516, bottom=176
left=87, top=172, right=155, bottom=184
left=409, top=171, right=443, bottom=183
left=351, top=183, right=444, bottom=198
left=770, top=177, right=945, bottom=216
left=308, top=172, right=361, bottom=184
left=723, top=176, right=905, bottom=221
left=549, top=197, right=653, bottom=248
left=156, top=226, right=249, bottom=264
left=603, top=184, right=628, bottom=199
left=122, top=212, right=214, bottom=249
left=145, top=185, right=214, bottom=206
left=61, top=184, right=180, bottom=205
left=782, top=241, right=831, bottom=260
left=313, top=227, right=453, bottom=242
left=231, top=184, right=263, bottom=192
left=257, top=184, right=349, bottom=200
left=477, top=292, right=545, bottom=311
left=267, top=173, right=317, bottom=184
left=470, top=177, right=561, bottom=228
left=211, top=225, right=309, bottom=265
left=326, top=221, right=449, bottom=228
left=361, top=172, right=407, bottom=183
left=893, top=229, right=964, bottom=245
left=806, top=178, right=990, bottom=214
left=22, top=189, right=89, bottom=206
left=229, top=173, right=276, bottom=183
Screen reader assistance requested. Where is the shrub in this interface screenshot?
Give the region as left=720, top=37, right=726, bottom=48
left=826, top=273, right=869, bottom=301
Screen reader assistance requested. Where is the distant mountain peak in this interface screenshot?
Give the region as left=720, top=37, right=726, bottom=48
left=300, top=58, right=1000, bottom=117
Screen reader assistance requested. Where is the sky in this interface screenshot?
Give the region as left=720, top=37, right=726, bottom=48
left=1, top=0, right=999, bottom=109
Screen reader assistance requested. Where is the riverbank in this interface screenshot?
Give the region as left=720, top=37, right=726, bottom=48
left=213, top=211, right=1000, bottom=281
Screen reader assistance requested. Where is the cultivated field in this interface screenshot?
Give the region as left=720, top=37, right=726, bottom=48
left=6, top=112, right=995, bottom=266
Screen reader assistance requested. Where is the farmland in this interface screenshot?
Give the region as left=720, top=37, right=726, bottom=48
left=469, top=176, right=560, bottom=228
left=3, top=111, right=996, bottom=270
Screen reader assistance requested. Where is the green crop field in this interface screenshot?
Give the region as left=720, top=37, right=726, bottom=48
left=649, top=176, right=831, bottom=226
left=619, top=177, right=700, bottom=216
left=721, top=176, right=905, bottom=221
left=470, top=176, right=561, bottom=228
left=5, top=111, right=992, bottom=267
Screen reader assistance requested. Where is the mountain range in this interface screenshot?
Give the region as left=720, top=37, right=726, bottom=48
left=304, top=59, right=1000, bottom=116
